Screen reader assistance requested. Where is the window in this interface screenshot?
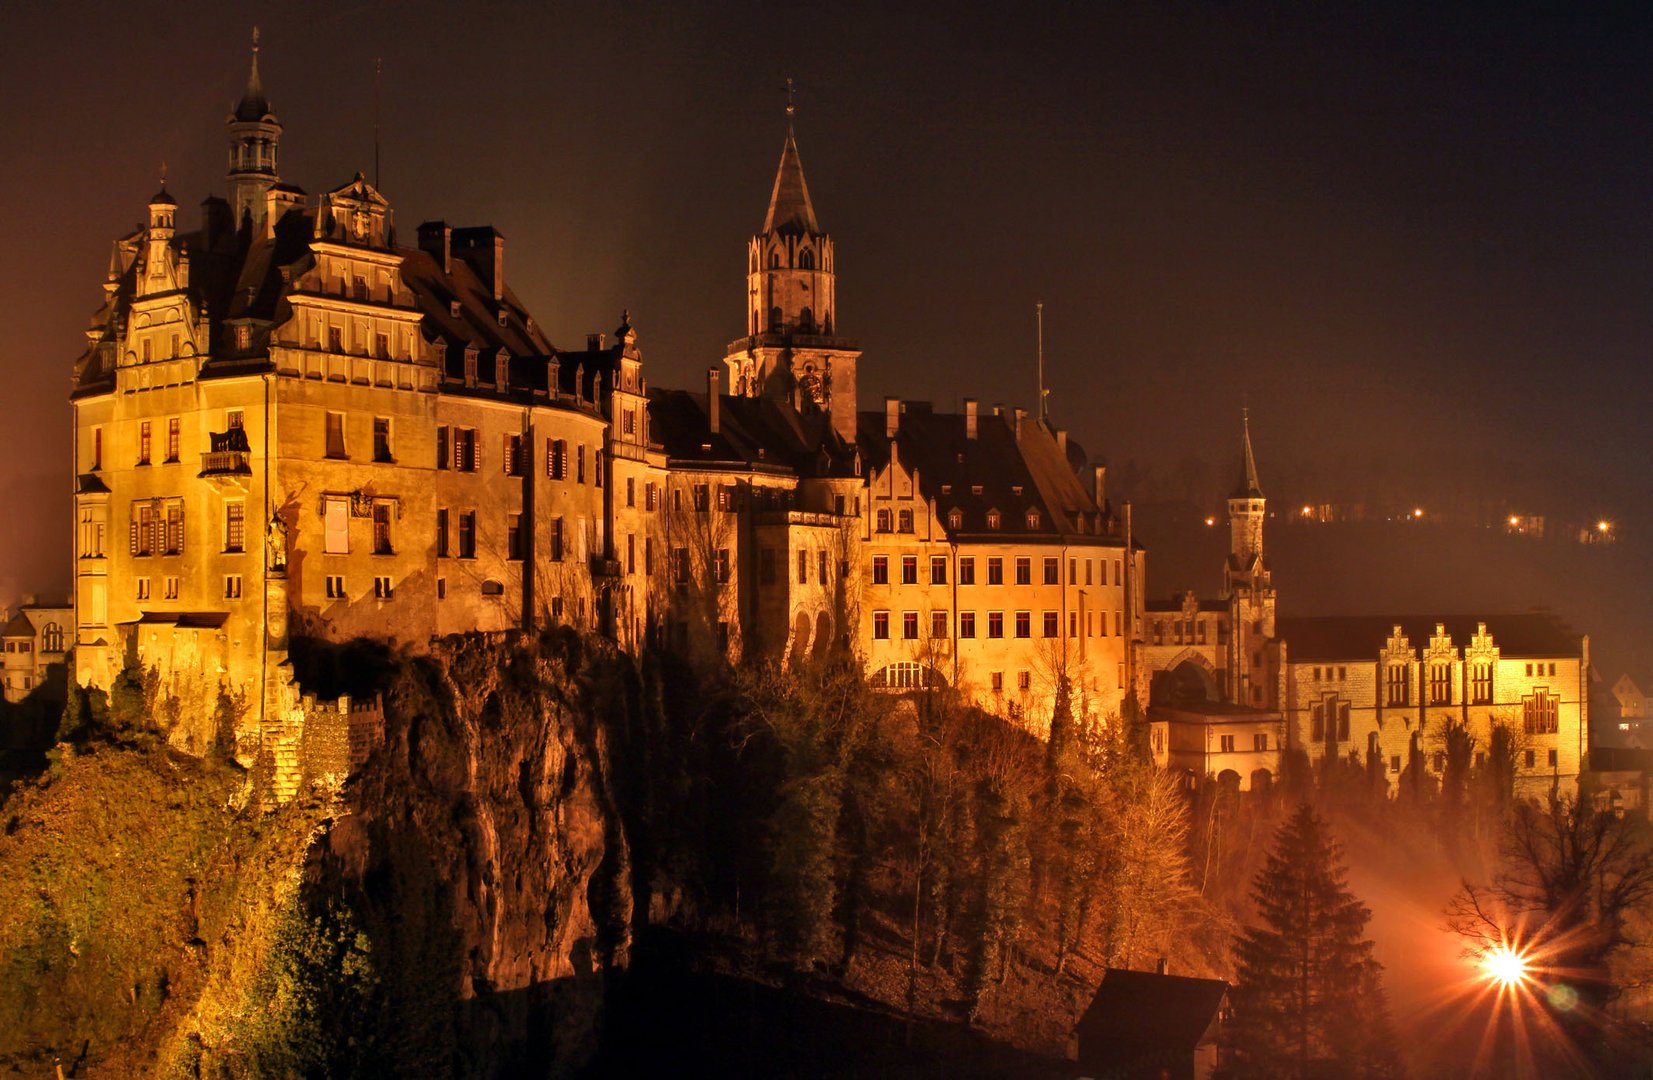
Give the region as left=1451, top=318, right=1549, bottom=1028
left=1429, top=663, right=1452, bottom=705
left=930, top=556, right=947, bottom=585
left=898, top=509, right=914, bottom=533
left=947, top=508, right=963, bottom=531
left=507, top=514, right=524, bottom=560
left=797, top=549, right=809, bottom=584
left=876, top=508, right=892, bottom=533
left=1015, top=557, right=1031, bottom=585
left=932, top=611, right=948, bottom=638
left=458, top=511, right=477, bottom=558
left=165, top=417, right=180, bottom=462
left=1386, top=663, right=1409, bottom=706
left=324, top=497, right=350, bottom=554
left=715, top=549, right=731, bottom=583
left=1337, top=703, right=1350, bottom=741
left=548, top=438, right=567, bottom=479
left=138, top=421, right=151, bottom=465
left=595, top=450, right=604, bottom=488
left=325, top=412, right=347, bottom=458
left=1254, top=733, right=1268, bottom=752
left=1015, top=611, right=1031, bottom=638
left=873, top=611, right=890, bottom=640
left=454, top=428, right=477, bottom=471
left=986, top=509, right=1001, bottom=530
left=325, top=575, right=345, bottom=599
left=1523, top=691, right=1559, bottom=735
left=902, top=555, right=918, bottom=585
left=130, top=502, right=156, bottom=556
left=372, top=502, right=393, bottom=555
left=1311, top=705, right=1325, bottom=742
left=328, top=325, right=343, bottom=353
left=437, top=578, right=446, bottom=600
left=672, top=547, right=690, bottom=585
left=1026, top=509, right=1041, bottom=530
left=437, top=426, right=449, bottom=469
left=959, top=557, right=975, bottom=585
left=136, top=577, right=151, bottom=601
left=1220, top=734, right=1236, bottom=753
left=987, top=557, right=1004, bottom=585
left=437, top=509, right=450, bottom=557
left=960, top=612, right=976, bottom=638
left=91, top=426, right=103, bottom=470
left=693, top=485, right=709, bottom=512
left=1043, top=557, right=1060, bottom=585
left=1524, top=749, right=1536, bottom=770
left=902, top=611, right=919, bottom=639
left=626, top=477, right=636, bottom=508
left=1069, top=558, right=1077, bottom=585
left=626, top=534, right=636, bottom=575
left=502, top=433, right=521, bottom=475
left=224, top=502, right=245, bottom=553
left=1471, top=662, right=1493, bottom=703
left=988, top=612, right=1004, bottom=639
left=645, top=537, right=655, bottom=576
left=1043, top=611, right=1059, bottom=638
left=372, top=418, right=392, bottom=462
left=991, top=671, right=1004, bottom=692
left=224, top=574, right=243, bottom=600
left=374, top=575, right=394, bottom=599
left=872, top=556, right=889, bottom=585
left=155, top=500, right=183, bottom=555
left=577, top=445, right=586, bottom=484
left=623, top=408, right=635, bottom=436
left=1114, top=559, right=1122, bottom=585
left=1017, top=671, right=1032, bottom=691
left=1070, top=612, right=1078, bottom=638
left=42, top=623, right=63, bottom=653
left=1548, top=748, right=1559, bottom=768
left=819, top=550, right=828, bottom=584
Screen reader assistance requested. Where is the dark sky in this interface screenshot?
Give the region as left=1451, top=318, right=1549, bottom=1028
left=3, top=1, right=1650, bottom=656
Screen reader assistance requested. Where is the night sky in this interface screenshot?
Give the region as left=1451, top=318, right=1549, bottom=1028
left=2, top=1, right=1649, bottom=671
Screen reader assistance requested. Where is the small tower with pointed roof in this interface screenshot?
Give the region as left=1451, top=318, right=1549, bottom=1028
left=723, top=86, right=861, bottom=443
left=1224, top=410, right=1277, bottom=705
left=226, top=27, right=282, bottom=231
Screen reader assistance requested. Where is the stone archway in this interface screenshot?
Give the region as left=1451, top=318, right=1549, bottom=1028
left=1151, top=649, right=1219, bottom=707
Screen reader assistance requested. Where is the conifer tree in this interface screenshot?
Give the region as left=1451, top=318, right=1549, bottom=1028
left=1224, top=803, right=1403, bottom=1079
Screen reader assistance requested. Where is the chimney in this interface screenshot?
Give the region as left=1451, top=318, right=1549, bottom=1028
left=1013, top=407, right=1027, bottom=438
left=885, top=396, right=900, bottom=438
left=417, top=221, right=452, bottom=274
left=1156, top=957, right=1168, bottom=976
left=587, top=333, right=602, bottom=351
left=1093, top=464, right=1107, bottom=508
left=1056, top=428, right=1068, bottom=454
left=452, top=226, right=505, bottom=300
left=708, top=367, right=721, bottom=434
left=964, top=397, right=978, bottom=439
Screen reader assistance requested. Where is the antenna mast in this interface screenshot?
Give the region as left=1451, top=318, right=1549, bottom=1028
left=1036, top=302, right=1046, bottom=422
left=373, top=57, right=382, bottom=189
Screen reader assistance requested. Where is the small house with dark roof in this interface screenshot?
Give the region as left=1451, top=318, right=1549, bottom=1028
left=1074, top=966, right=1229, bottom=1080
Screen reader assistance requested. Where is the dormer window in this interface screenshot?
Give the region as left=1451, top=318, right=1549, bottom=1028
left=450, top=299, right=462, bottom=318
left=948, top=508, right=963, bottom=531
left=1025, top=508, right=1041, bottom=530
left=497, top=308, right=508, bottom=328
left=986, top=509, right=1002, bottom=530
left=940, top=484, right=952, bottom=495
left=463, top=348, right=478, bottom=386
left=971, top=484, right=984, bottom=495
left=1012, top=485, right=1024, bottom=496
left=235, top=325, right=250, bottom=350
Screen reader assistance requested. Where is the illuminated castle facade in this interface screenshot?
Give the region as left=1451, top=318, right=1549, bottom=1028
left=70, top=43, right=1139, bottom=785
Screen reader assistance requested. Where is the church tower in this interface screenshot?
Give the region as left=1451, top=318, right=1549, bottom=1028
left=723, top=96, right=861, bottom=443
left=1224, top=411, right=1277, bottom=706
left=226, top=28, right=282, bottom=232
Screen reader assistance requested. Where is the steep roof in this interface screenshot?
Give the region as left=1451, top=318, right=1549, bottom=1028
left=1276, top=613, right=1583, bottom=661
left=762, top=133, right=820, bottom=236
left=857, top=406, right=1111, bottom=542
left=1, top=612, right=35, bottom=638
left=233, top=31, right=275, bottom=123
left=648, top=388, right=852, bottom=477
left=1232, top=410, right=1263, bottom=499
left=1076, top=967, right=1228, bottom=1065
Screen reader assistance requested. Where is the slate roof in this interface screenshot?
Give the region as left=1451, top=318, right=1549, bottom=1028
left=1276, top=613, right=1583, bottom=661
left=762, top=133, right=820, bottom=236
left=1, top=612, right=35, bottom=638
left=1076, top=967, right=1228, bottom=1065
left=857, top=405, right=1112, bottom=542
left=648, top=389, right=853, bottom=477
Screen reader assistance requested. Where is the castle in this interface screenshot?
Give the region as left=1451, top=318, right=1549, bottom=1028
left=66, top=38, right=1584, bottom=796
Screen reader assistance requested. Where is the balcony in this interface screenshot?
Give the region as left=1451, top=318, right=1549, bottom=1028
left=590, top=556, right=624, bottom=579
left=200, top=450, right=251, bottom=476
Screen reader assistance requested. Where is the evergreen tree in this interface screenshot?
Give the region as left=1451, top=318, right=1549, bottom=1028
left=1224, top=803, right=1403, bottom=1079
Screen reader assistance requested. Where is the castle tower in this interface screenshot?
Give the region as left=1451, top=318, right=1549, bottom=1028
left=723, top=96, right=861, bottom=443
left=226, top=27, right=282, bottom=232
left=140, top=181, right=179, bottom=297
left=1224, top=410, right=1277, bottom=706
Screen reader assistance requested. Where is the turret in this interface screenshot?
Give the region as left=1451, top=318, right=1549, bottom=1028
left=226, top=27, right=282, bottom=232
left=1227, top=409, right=1266, bottom=577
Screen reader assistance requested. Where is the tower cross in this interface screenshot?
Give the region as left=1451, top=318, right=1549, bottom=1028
left=783, top=77, right=796, bottom=130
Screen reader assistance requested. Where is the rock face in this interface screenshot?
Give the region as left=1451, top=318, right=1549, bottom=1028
left=312, top=629, right=635, bottom=1078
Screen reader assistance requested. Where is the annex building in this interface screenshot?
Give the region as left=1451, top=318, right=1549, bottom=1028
left=66, top=38, right=1583, bottom=797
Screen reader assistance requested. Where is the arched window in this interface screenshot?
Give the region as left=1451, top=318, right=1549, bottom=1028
left=799, top=248, right=815, bottom=270
left=42, top=623, right=63, bottom=653
left=986, top=509, right=1002, bottom=530
left=1025, top=508, right=1041, bottom=530
left=769, top=306, right=782, bottom=331
left=799, top=306, right=814, bottom=331
left=947, top=508, right=963, bottom=531
left=770, top=252, right=781, bottom=269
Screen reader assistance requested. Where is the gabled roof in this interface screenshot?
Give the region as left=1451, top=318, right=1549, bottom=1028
left=856, top=406, right=1110, bottom=541
left=1076, top=967, right=1228, bottom=1057
left=1, top=612, right=35, bottom=638
left=1276, top=613, right=1583, bottom=661
left=762, top=133, right=820, bottom=236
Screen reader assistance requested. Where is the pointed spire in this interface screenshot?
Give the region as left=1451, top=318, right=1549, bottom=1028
left=762, top=80, right=819, bottom=236
left=1234, top=407, right=1263, bottom=499
left=233, top=26, right=273, bottom=122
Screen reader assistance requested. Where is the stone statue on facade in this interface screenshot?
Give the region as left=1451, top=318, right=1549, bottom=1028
left=267, top=513, right=289, bottom=572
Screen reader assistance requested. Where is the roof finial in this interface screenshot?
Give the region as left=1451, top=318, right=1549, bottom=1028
left=160, top=160, right=167, bottom=187
left=784, top=77, right=796, bottom=133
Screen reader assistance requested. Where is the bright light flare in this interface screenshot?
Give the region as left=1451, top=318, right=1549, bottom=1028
left=1413, top=507, right=1425, bottom=519
left=1597, top=520, right=1611, bottom=533
left=1480, top=944, right=1531, bottom=988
